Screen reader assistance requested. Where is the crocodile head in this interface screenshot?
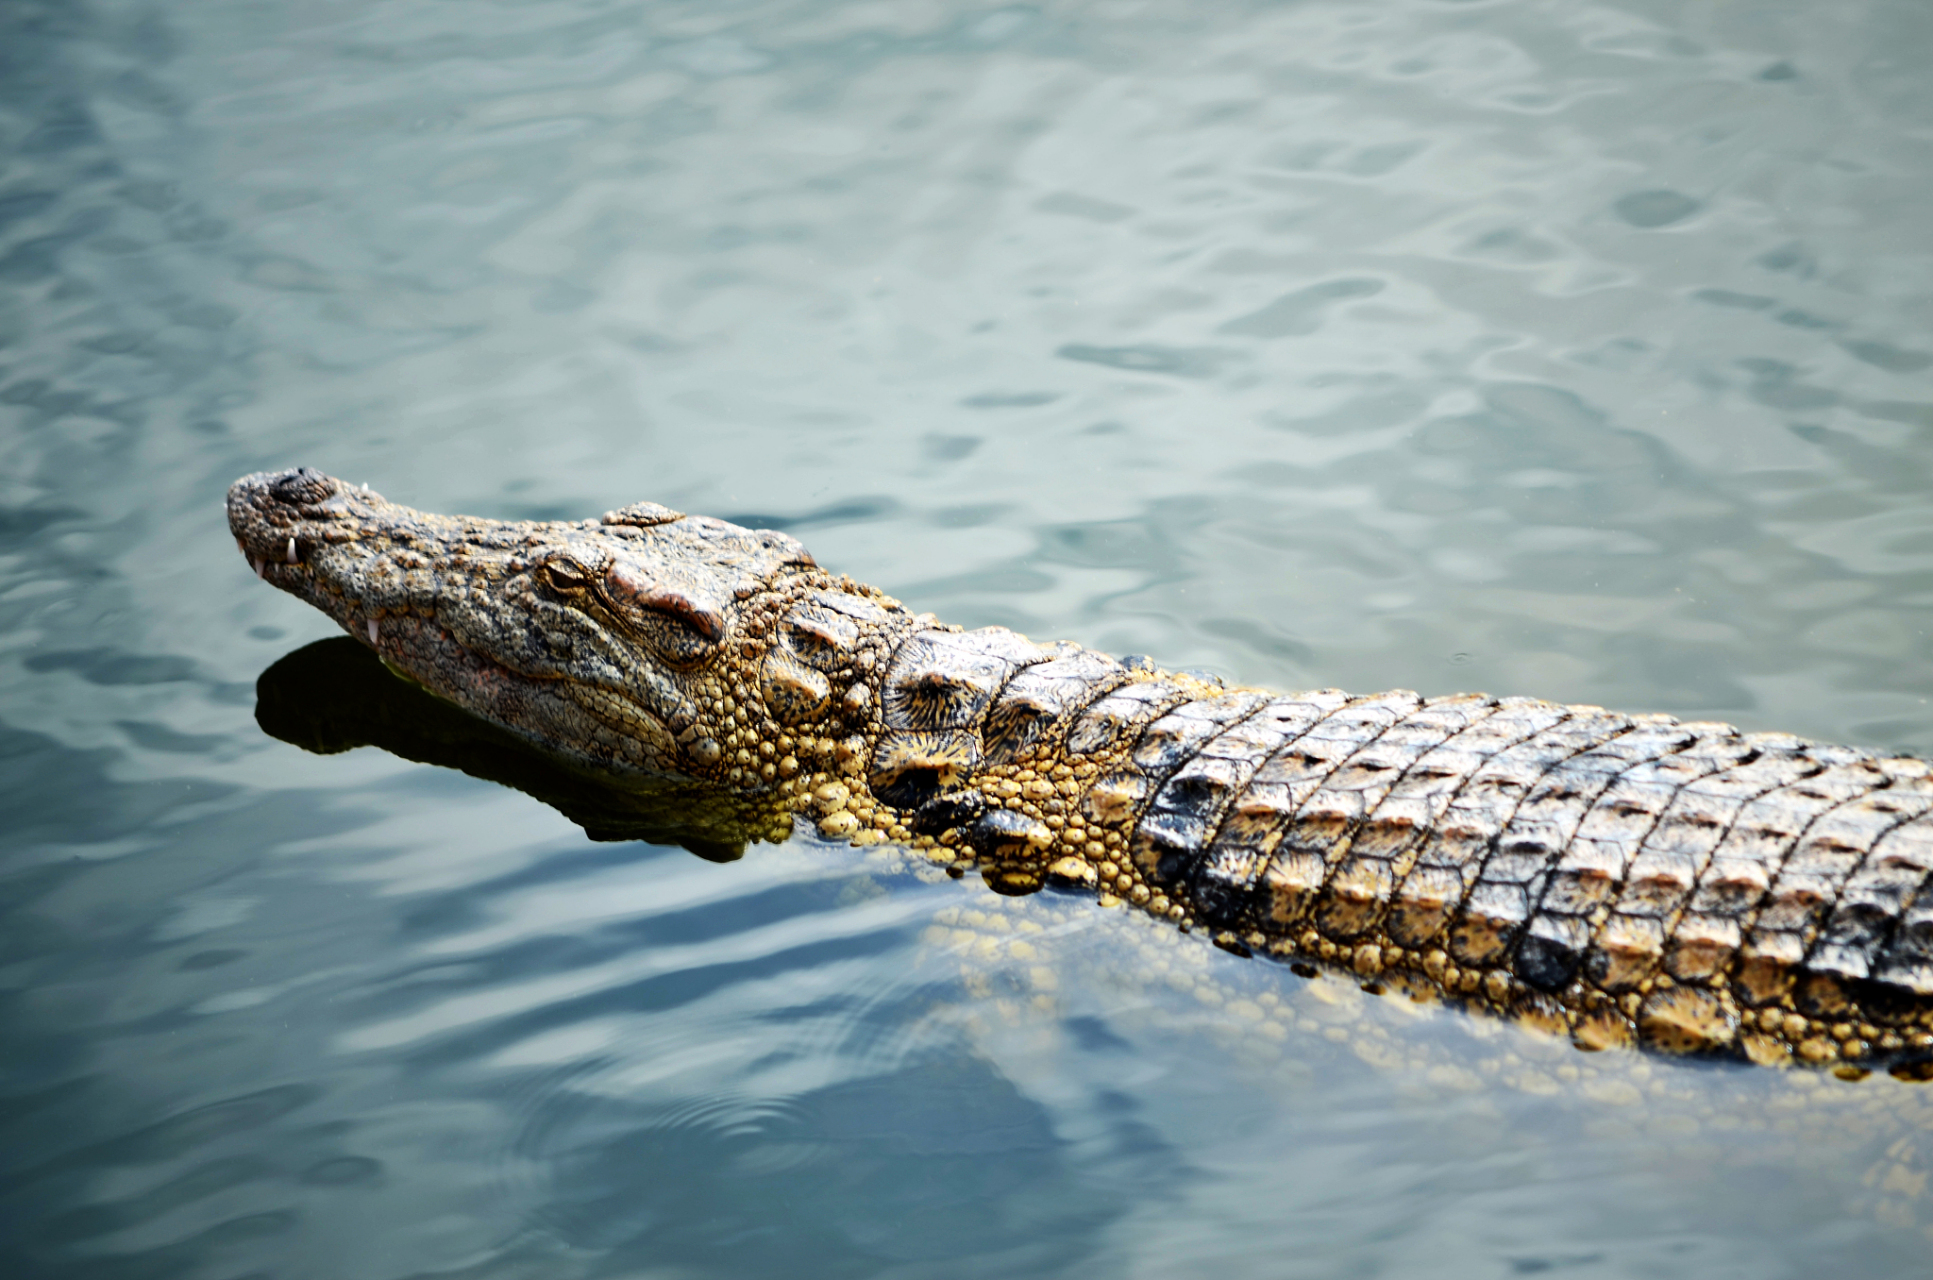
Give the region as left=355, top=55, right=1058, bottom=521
left=227, top=466, right=822, bottom=777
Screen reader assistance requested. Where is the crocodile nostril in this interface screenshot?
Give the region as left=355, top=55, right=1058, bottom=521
left=270, top=467, right=335, bottom=506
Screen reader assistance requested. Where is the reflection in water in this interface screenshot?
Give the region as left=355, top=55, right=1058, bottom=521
left=257, top=638, right=792, bottom=861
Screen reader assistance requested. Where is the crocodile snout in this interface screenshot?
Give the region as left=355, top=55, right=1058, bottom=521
left=225, top=466, right=364, bottom=579
left=227, top=466, right=403, bottom=649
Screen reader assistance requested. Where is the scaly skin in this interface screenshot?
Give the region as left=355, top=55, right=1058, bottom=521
left=229, top=467, right=1933, bottom=1077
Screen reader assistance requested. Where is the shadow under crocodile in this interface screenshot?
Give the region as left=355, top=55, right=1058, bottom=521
left=256, top=637, right=795, bottom=863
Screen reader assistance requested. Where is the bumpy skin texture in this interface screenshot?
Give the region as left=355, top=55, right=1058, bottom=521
left=231, top=468, right=1933, bottom=1075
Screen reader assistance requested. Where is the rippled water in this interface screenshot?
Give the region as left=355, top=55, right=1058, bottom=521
left=6, top=0, right=1933, bottom=1276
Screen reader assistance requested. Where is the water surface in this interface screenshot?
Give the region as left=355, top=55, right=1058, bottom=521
left=5, top=0, right=1933, bottom=1276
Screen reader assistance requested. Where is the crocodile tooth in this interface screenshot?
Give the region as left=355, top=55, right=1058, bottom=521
left=286, top=537, right=298, bottom=563
left=367, top=618, right=378, bottom=644
left=253, top=557, right=265, bottom=579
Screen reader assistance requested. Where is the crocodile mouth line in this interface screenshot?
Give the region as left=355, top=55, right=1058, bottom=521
left=235, top=545, right=407, bottom=658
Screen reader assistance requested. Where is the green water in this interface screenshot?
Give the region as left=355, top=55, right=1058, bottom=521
left=6, top=1, right=1933, bottom=1276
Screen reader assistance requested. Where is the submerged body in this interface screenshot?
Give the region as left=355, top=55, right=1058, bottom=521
left=229, top=468, right=1933, bottom=1076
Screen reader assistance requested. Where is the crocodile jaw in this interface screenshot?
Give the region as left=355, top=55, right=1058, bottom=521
left=225, top=466, right=815, bottom=778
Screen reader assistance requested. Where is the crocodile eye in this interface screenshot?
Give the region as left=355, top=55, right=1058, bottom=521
left=541, top=558, right=593, bottom=593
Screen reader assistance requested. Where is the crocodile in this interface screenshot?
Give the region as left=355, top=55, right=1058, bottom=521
left=229, top=466, right=1933, bottom=1078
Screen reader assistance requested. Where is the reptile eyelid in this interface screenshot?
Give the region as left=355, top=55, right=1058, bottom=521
left=604, top=561, right=726, bottom=642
